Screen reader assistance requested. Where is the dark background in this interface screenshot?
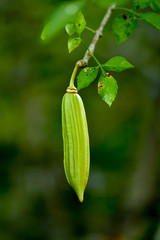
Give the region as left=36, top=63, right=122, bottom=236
left=0, top=0, right=160, bottom=239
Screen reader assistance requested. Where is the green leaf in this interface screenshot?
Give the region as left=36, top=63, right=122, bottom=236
left=65, top=23, right=76, bottom=36
left=132, top=0, right=152, bottom=10
left=41, top=1, right=84, bottom=40
left=65, top=10, right=86, bottom=36
left=98, top=74, right=118, bottom=107
left=138, top=12, right=160, bottom=30
left=102, top=56, right=134, bottom=72
left=74, top=11, right=86, bottom=35
left=68, top=36, right=81, bottom=53
left=77, top=67, right=99, bottom=91
left=150, top=0, right=160, bottom=12
left=112, top=13, right=137, bottom=44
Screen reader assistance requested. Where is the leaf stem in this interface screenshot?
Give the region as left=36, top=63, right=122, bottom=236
left=81, top=38, right=105, bottom=74
left=113, top=7, right=138, bottom=16
left=85, top=26, right=96, bottom=34
left=113, top=7, right=133, bottom=12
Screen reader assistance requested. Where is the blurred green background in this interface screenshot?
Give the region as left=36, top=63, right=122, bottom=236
left=0, top=0, right=160, bottom=239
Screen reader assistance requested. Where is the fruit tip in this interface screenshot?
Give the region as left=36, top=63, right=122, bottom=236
left=79, top=197, right=84, bottom=203
left=76, top=190, right=84, bottom=203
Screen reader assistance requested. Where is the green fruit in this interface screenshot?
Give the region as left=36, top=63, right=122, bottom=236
left=62, top=89, right=90, bottom=202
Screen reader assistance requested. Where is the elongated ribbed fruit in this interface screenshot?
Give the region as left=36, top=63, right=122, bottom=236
left=62, top=89, right=90, bottom=202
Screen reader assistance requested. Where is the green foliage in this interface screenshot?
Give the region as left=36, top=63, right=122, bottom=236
left=102, top=56, right=134, bottom=72
left=138, top=12, right=160, bottom=30
left=132, top=0, right=152, bottom=10
left=150, top=0, right=160, bottom=11
left=74, top=11, right=86, bottom=35
left=77, top=67, right=99, bottom=90
left=68, top=36, right=81, bottom=53
left=65, top=11, right=86, bottom=53
left=41, top=1, right=84, bottom=40
left=112, top=13, right=137, bottom=44
left=65, top=23, right=76, bottom=36
left=65, top=11, right=86, bottom=36
left=98, top=74, right=118, bottom=107
left=41, top=0, right=160, bottom=108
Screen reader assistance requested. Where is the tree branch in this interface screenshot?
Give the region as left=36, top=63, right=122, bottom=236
left=78, top=3, right=116, bottom=67
left=68, top=4, right=115, bottom=90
